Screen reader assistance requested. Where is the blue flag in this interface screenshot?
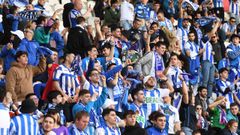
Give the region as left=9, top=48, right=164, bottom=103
left=9, top=0, right=29, bottom=7
left=196, top=17, right=217, bottom=27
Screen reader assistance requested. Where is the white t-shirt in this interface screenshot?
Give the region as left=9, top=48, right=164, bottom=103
left=120, top=1, right=134, bottom=21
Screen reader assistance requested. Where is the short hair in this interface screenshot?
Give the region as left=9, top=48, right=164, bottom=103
left=79, top=89, right=90, bottom=97
left=150, top=22, right=159, bottom=28
left=188, top=31, right=195, bottom=36
left=155, top=41, right=166, bottom=47
left=230, top=17, right=236, bottom=21
left=49, top=47, right=58, bottom=53
left=123, top=110, right=136, bottom=119
left=157, top=10, right=164, bottom=15
left=197, top=86, right=207, bottom=92
left=230, top=102, right=239, bottom=108
left=44, top=114, right=56, bottom=123
left=149, top=111, right=163, bottom=122
left=111, top=25, right=121, bottom=32
left=219, top=68, right=228, bottom=74
left=75, top=111, right=89, bottom=121
left=76, top=16, right=86, bottom=24
left=47, top=91, right=62, bottom=103
left=101, top=42, right=112, bottom=50
left=25, top=93, right=36, bottom=99
left=227, top=119, right=238, bottom=129
left=102, top=108, right=115, bottom=118
left=131, top=83, right=144, bottom=101
left=36, top=16, right=47, bottom=25
left=152, top=112, right=165, bottom=121
left=111, top=0, right=118, bottom=4
left=87, top=46, right=97, bottom=52
left=86, top=68, right=99, bottom=78
left=63, top=52, right=73, bottom=62
left=0, top=87, right=6, bottom=102
left=107, top=63, right=116, bottom=71
left=15, top=51, right=28, bottom=61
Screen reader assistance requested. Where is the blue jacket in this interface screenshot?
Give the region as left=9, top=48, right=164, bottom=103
left=50, top=31, right=64, bottom=58
left=227, top=43, right=240, bottom=69
left=17, top=38, right=40, bottom=66
left=6, top=14, right=19, bottom=31
left=0, top=45, right=16, bottom=72
left=72, top=87, right=108, bottom=127
left=146, top=126, right=168, bottom=135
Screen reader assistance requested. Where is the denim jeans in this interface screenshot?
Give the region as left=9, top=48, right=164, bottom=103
left=182, top=127, right=193, bottom=135
left=201, top=60, right=215, bottom=97
left=120, top=20, right=133, bottom=30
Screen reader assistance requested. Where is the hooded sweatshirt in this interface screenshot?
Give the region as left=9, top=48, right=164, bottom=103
left=6, top=57, right=46, bottom=102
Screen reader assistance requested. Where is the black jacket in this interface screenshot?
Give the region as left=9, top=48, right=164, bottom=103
left=66, top=26, right=91, bottom=58
left=122, top=125, right=148, bottom=135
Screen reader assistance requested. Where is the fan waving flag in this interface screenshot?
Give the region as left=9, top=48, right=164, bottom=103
left=182, top=0, right=199, bottom=11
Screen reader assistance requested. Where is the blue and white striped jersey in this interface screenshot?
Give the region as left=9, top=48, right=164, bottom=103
left=200, top=37, right=214, bottom=63
left=213, top=0, right=223, bottom=8
left=143, top=88, right=168, bottom=120
left=69, top=8, right=82, bottom=28
left=53, top=64, right=80, bottom=97
left=96, top=125, right=121, bottom=135
left=0, top=103, right=10, bottom=135
left=68, top=124, right=88, bottom=135
left=230, top=1, right=239, bottom=16
left=9, top=114, right=39, bottom=135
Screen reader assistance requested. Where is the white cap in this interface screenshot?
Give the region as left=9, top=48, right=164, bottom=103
left=102, top=99, right=117, bottom=109
left=143, top=75, right=155, bottom=84
left=11, top=30, right=24, bottom=40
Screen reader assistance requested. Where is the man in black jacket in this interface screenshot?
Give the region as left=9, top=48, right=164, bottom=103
left=122, top=110, right=147, bottom=135
left=65, top=16, right=91, bottom=58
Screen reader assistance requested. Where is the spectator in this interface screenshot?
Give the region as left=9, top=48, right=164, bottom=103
left=226, top=103, right=239, bottom=122
left=146, top=112, right=168, bottom=135
left=9, top=99, right=39, bottom=135
left=122, top=83, right=146, bottom=128
left=120, top=0, right=134, bottom=30
left=122, top=110, right=147, bottom=135
left=69, top=0, right=92, bottom=28
left=0, top=88, right=11, bottom=134
left=66, top=16, right=91, bottom=58
left=161, top=89, right=181, bottom=134
left=220, top=119, right=238, bottom=135
left=216, top=68, right=235, bottom=108
left=47, top=109, right=69, bottom=135
left=25, top=93, right=44, bottom=121
left=226, top=34, right=240, bottom=82
left=195, top=86, right=209, bottom=112
left=53, top=52, right=80, bottom=112
left=68, top=111, right=90, bottom=135
left=103, top=0, right=120, bottom=26
left=72, top=75, right=107, bottom=135
left=222, top=17, right=237, bottom=38
left=208, top=96, right=228, bottom=135
left=41, top=114, right=56, bottom=135
left=6, top=51, right=46, bottom=105
left=135, top=41, right=166, bottom=79
left=96, top=108, right=121, bottom=135
left=0, top=30, right=24, bottom=72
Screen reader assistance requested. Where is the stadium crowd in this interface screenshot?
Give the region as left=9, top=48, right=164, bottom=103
left=1, top=0, right=240, bottom=135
